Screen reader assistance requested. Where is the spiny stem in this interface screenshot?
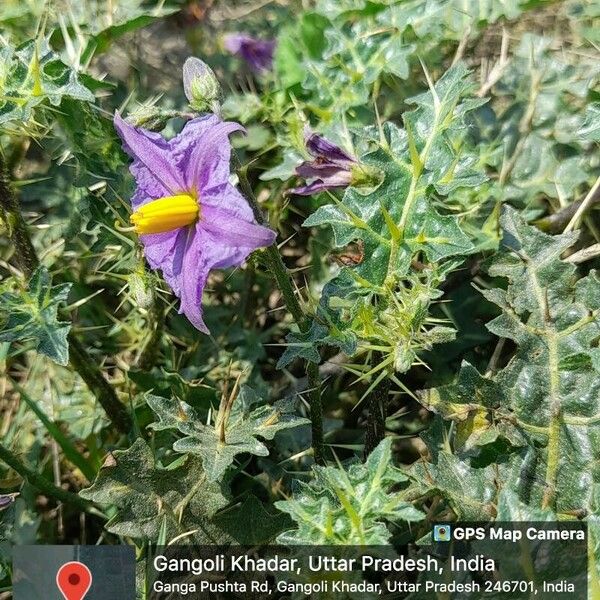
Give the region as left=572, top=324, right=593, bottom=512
left=0, top=442, right=91, bottom=512
left=261, top=246, right=305, bottom=325
left=137, top=291, right=165, bottom=371
left=237, top=167, right=325, bottom=464
left=363, top=351, right=390, bottom=458
left=0, top=151, right=39, bottom=274
left=68, top=333, right=132, bottom=434
left=306, top=362, right=324, bottom=465
left=0, top=150, right=132, bottom=435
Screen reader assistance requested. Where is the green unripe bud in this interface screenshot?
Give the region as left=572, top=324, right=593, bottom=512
left=183, top=57, right=222, bottom=114
left=125, top=106, right=181, bottom=131
left=128, top=269, right=154, bottom=310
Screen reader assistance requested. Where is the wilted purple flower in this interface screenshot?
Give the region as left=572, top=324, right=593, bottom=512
left=289, top=129, right=358, bottom=196
left=0, top=494, right=16, bottom=510
left=114, top=113, right=276, bottom=333
left=224, top=34, right=276, bottom=73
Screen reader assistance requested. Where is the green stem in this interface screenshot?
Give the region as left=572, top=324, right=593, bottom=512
left=68, top=333, right=132, bottom=434
left=306, top=362, right=325, bottom=465
left=261, top=245, right=305, bottom=325
left=0, top=149, right=131, bottom=435
left=0, top=151, right=39, bottom=274
left=238, top=167, right=325, bottom=464
left=137, top=292, right=164, bottom=371
left=363, top=352, right=390, bottom=458
left=0, top=442, right=91, bottom=512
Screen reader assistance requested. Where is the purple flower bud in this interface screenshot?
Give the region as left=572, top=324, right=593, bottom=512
left=224, top=34, right=276, bottom=74
left=289, top=129, right=358, bottom=196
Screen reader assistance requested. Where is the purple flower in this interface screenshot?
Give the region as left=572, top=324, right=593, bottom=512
left=224, top=34, right=276, bottom=73
left=114, top=113, right=276, bottom=333
left=289, top=129, right=358, bottom=196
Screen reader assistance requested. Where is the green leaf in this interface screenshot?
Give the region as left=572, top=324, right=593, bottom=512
left=147, top=387, right=309, bottom=482
left=577, top=102, right=600, bottom=142
left=418, top=361, right=527, bottom=452
left=81, top=11, right=178, bottom=62
left=15, top=383, right=95, bottom=481
left=274, top=28, right=306, bottom=89
left=304, top=64, right=480, bottom=285
left=416, top=207, right=600, bottom=514
left=80, top=439, right=230, bottom=542
left=495, top=489, right=554, bottom=521
left=276, top=438, right=424, bottom=544
left=213, top=495, right=292, bottom=544
left=0, top=38, right=94, bottom=126
left=407, top=451, right=509, bottom=520
left=277, top=321, right=356, bottom=368
left=0, top=267, right=72, bottom=365
left=54, top=98, right=126, bottom=183
left=297, top=65, right=483, bottom=366
left=469, top=33, right=599, bottom=213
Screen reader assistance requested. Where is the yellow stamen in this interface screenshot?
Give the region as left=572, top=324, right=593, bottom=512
left=130, top=194, right=199, bottom=235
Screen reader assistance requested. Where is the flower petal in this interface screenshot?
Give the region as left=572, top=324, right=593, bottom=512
left=201, top=205, right=276, bottom=250
left=171, top=224, right=263, bottom=333
left=224, top=34, right=276, bottom=73
left=177, top=228, right=210, bottom=333
left=139, top=228, right=188, bottom=283
left=169, top=114, right=221, bottom=172
left=289, top=179, right=349, bottom=196
left=184, top=120, right=245, bottom=192
left=296, top=163, right=350, bottom=178
left=201, top=182, right=255, bottom=222
left=114, top=112, right=184, bottom=194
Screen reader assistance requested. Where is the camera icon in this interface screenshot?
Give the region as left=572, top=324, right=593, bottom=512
left=433, top=524, right=451, bottom=542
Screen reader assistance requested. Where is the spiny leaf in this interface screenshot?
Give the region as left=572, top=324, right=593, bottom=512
left=495, top=489, right=555, bottom=521
left=295, top=65, right=482, bottom=369
left=577, top=102, right=600, bottom=142
left=416, top=207, right=600, bottom=514
left=0, top=38, right=94, bottom=126
left=406, top=450, right=516, bottom=520
left=277, top=321, right=356, bottom=369
left=305, top=64, right=481, bottom=285
left=0, top=267, right=72, bottom=365
left=80, top=439, right=230, bottom=543
left=418, top=361, right=527, bottom=452
left=147, top=387, right=309, bottom=482
left=213, top=495, right=292, bottom=544
left=276, top=438, right=424, bottom=544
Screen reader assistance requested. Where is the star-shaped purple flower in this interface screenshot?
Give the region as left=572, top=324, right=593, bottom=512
left=224, top=33, right=276, bottom=74
left=289, top=129, right=358, bottom=196
left=114, top=113, right=276, bottom=333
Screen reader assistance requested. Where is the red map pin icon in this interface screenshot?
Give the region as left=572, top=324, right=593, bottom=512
left=56, top=561, right=92, bottom=600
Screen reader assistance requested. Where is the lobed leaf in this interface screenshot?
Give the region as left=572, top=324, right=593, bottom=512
left=414, top=207, right=600, bottom=515
left=80, top=439, right=230, bottom=543
left=0, top=267, right=72, bottom=365
left=276, top=438, right=424, bottom=544
left=147, top=387, right=309, bottom=482
left=0, top=38, right=94, bottom=126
